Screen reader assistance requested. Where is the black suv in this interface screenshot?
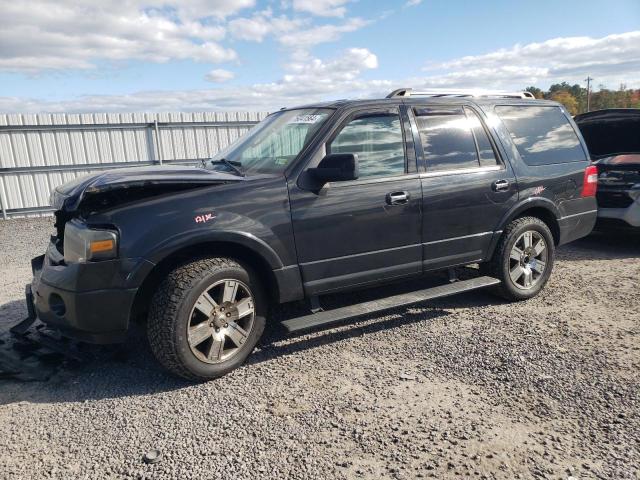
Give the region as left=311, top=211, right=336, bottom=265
left=26, top=89, right=598, bottom=380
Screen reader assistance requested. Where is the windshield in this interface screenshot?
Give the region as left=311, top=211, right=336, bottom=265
left=206, top=108, right=333, bottom=175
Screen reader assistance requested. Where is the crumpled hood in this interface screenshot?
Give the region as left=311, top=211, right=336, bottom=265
left=51, top=164, right=244, bottom=212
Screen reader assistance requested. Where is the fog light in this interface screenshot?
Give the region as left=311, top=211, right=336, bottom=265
left=49, top=293, right=66, bottom=317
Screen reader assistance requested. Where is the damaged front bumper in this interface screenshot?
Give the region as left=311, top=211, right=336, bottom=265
left=26, top=240, right=154, bottom=344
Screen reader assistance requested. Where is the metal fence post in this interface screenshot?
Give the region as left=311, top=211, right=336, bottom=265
left=154, top=120, right=163, bottom=165
left=0, top=176, right=8, bottom=220
left=145, top=123, right=156, bottom=164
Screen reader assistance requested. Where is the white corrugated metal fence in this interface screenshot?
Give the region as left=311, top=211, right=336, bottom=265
left=0, top=111, right=268, bottom=218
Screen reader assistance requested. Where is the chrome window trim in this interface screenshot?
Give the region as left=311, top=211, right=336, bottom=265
left=328, top=173, right=421, bottom=189
left=419, top=165, right=502, bottom=179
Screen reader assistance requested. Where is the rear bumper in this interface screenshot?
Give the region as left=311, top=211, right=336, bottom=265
left=28, top=246, right=152, bottom=344
left=558, top=209, right=598, bottom=245
left=597, top=201, right=640, bottom=228
left=595, top=180, right=640, bottom=227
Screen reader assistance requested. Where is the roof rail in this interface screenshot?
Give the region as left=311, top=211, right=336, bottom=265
left=386, top=88, right=535, bottom=99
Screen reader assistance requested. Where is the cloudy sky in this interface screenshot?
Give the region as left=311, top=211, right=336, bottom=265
left=1, top=0, right=639, bottom=113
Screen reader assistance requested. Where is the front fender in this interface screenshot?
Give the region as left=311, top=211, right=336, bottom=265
left=89, top=175, right=300, bottom=302
left=144, top=229, right=284, bottom=269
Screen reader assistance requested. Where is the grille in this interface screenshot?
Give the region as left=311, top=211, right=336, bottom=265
left=52, top=210, right=72, bottom=255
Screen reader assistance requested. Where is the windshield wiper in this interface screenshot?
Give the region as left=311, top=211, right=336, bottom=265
left=209, top=158, right=245, bottom=177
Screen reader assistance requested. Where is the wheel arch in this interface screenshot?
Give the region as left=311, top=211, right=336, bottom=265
left=486, top=199, right=561, bottom=262
left=500, top=199, right=561, bottom=245
left=130, top=237, right=287, bottom=324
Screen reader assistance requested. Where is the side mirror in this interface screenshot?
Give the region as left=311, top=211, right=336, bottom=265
left=307, top=153, right=359, bottom=183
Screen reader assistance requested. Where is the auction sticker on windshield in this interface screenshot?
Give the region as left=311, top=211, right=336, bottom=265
left=289, top=114, right=324, bottom=124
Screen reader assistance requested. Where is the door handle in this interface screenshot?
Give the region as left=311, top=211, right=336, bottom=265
left=492, top=179, right=510, bottom=192
left=386, top=191, right=410, bottom=205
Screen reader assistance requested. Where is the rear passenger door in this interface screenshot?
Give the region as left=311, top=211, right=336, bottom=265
left=412, top=105, right=518, bottom=271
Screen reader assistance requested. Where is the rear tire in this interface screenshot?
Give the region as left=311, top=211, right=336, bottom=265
left=484, top=216, right=555, bottom=301
left=147, top=257, right=266, bottom=381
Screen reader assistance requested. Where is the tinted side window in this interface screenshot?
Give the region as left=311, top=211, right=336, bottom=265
left=414, top=107, right=479, bottom=172
left=328, top=113, right=405, bottom=179
left=495, top=106, right=586, bottom=166
left=464, top=107, right=499, bottom=167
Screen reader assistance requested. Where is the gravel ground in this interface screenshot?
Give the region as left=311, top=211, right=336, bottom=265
left=0, top=217, right=638, bottom=479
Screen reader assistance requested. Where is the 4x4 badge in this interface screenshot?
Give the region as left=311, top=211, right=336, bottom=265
left=194, top=212, right=216, bottom=224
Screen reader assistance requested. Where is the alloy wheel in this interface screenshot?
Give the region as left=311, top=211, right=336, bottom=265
left=187, top=279, right=255, bottom=364
left=508, top=230, right=548, bottom=290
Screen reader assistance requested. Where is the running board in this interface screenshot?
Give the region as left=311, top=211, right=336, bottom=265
left=282, top=276, right=500, bottom=334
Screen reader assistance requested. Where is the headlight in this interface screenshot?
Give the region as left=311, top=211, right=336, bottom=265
left=64, top=219, right=118, bottom=263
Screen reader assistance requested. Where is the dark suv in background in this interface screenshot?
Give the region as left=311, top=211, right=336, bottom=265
left=575, top=108, right=640, bottom=230
left=25, top=88, right=598, bottom=380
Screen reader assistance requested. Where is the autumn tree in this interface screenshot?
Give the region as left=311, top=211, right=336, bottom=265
left=521, top=83, right=640, bottom=114
left=548, top=83, right=586, bottom=112
left=550, top=90, right=579, bottom=115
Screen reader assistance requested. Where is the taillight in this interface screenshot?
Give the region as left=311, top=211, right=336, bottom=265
left=581, top=165, right=598, bottom=197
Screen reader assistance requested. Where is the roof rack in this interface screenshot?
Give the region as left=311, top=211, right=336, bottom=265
left=386, top=88, right=535, bottom=99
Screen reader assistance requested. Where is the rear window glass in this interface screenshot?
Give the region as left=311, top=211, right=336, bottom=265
left=495, top=106, right=586, bottom=166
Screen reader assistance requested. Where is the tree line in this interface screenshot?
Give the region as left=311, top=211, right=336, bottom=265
left=524, top=83, right=640, bottom=115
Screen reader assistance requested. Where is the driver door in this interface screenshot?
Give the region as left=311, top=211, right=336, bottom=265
left=288, top=107, right=423, bottom=296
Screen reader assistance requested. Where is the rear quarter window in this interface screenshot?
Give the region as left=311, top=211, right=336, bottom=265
left=495, top=105, right=586, bottom=166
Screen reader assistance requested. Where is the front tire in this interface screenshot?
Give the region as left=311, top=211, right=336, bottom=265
left=147, top=257, right=266, bottom=381
left=485, top=216, right=555, bottom=301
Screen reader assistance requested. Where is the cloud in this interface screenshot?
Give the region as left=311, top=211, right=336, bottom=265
left=228, top=10, right=304, bottom=42
left=2, top=31, right=638, bottom=113
left=291, top=0, right=351, bottom=17
left=228, top=10, right=369, bottom=49
left=278, top=18, right=370, bottom=49
left=0, top=0, right=372, bottom=73
left=205, top=69, right=235, bottom=83
left=0, top=48, right=382, bottom=113
left=422, top=31, right=640, bottom=88
left=0, top=0, right=247, bottom=72
left=409, top=66, right=552, bottom=90
left=281, top=48, right=378, bottom=85
left=228, top=15, right=274, bottom=42
left=404, top=0, right=423, bottom=6
left=173, top=0, right=255, bottom=20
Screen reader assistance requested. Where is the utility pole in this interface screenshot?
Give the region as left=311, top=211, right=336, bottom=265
left=585, top=76, right=592, bottom=112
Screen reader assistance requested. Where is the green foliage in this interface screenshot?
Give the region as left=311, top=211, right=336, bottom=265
left=524, top=83, right=640, bottom=114
left=525, top=86, right=544, bottom=99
